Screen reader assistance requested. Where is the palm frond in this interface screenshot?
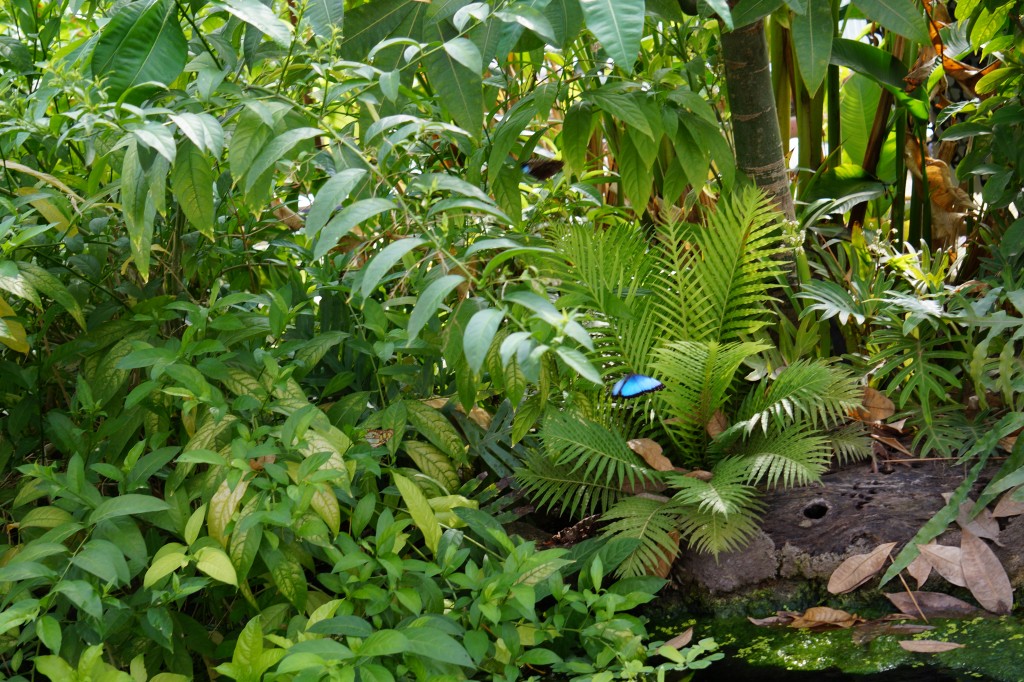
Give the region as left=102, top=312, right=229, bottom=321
left=829, top=422, right=872, bottom=465
left=736, top=424, right=832, bottom=489
left=668, top=458, right=764, bottom=555
left=652, top=340, right=770, bottom=459
left=601, top=495, right=686, bottom=577
left=540, top=409, right=654, bottom=490
left=653, top=187, right=787, bottom=344
left=729, top=360, right=863, bottom=437
left=515, top=450, right=629, bottom=519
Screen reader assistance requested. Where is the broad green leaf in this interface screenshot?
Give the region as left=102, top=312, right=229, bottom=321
left=171, top=140, right=215, bottom=239
left=0, top=600, right=40, bottom=637
left=792, top=0, right=833, bottom=95
left=731, top=0, right=784, bottom=28
left=394, top=473, right=442, bottom=553
left=15, top=261, right=86, bottom=329
left=403, top=627, right=474, bottom=667
left=89, top=494, right=170, bottom=524
left=18, top=505, right=73, bottom=529
left=305, top=0, right=343, bottom=40
left=402, top=440, right=461, bottom=491
left=265, top=546, right=308, bottom=610
left=586, top=90, right=652, bottom=138
left=217, top=0, right=293, bottom=47
left=310, top=483, right=341, bottom=535
left=37, top=614, right=62, bottom=653
left=617, top=130, right=652, bottom=218
left=496, top=6, right=557, bottom=45
left=91, top=0, right=187, bottom=102
left=338, top=0, right=415, bottom=61
left=830, top=38, right=907, bottom=91
left=359, top=629, right=409, bottom=657
left=314, top=198, right=397, bottom=261
left=170, top=112, right=224, bottom=155
left=406, top=400, right=467, bottom=464
left=504, top=290, right=561, bottom=326
left=132, top=123, right=177, bottom=164
left=242, top=127, right=321, bottom=195
left=464, top=308, right=504, bottom=373
left=561, top=102, right=593, bottom=177
left=360, top=237, right=428, bottom=298
left=303, top=169, right=368, bottom=237
left=121, top=141, right=157, bottom=282
left=579, top=0, right=644, bottom=71
left=0, top=261, right=41, bottom=308
left=700, top=0, right=734, bottom=30
left=70, top=539, right=131, bottom=586
left=424, top=44, right=483, bottom=136
left=840, top=73, right=881, bottom=169
left=852, top=0, right=930, bottom=45
left=194, top=546, right=239, bottom=586
left=556, top=346, right=602, bottom=384
left=208, top=478, right=249, bottom=546
left=409, top=275, right=465, bottom=342
left=442, top=37, right=482, bottom=73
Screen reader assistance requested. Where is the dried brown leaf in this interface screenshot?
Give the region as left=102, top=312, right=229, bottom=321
left=748, top=612, right=800, bottom=627
left=898, top=640, right=965, bottom=653
left=943, top=494, right=1001, bottom=544
left=917, top=543, right=967, bottom=587
left=907, top=548, right=933, bottom=589
left=960, top=529, right=1013, bottom=615
left=827, top=542, right=897, bottom=594
left=706, top=410, right=729, bottom=439
left=851, top=387, right=895, bottom=422
left=992, top=487, right=1024, bottom=518
left=870, top=434, right=914, bottom=457
left=628, top=438, right=673, bottom=471
left=884, top=591, right=979, bottom=619
left=789, top=606, right=864, bottom=630
left=650, top=530, right=680, bottom=579
left=998, top=434, right=1017, bottom=453
left=663, top=627, right=693, bottom=649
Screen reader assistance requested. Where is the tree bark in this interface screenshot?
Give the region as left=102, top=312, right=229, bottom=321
left=721, top=20, right=796, bottom=222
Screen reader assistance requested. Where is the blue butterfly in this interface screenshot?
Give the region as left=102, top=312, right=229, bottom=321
left=611, top=373, right=665, bottom=399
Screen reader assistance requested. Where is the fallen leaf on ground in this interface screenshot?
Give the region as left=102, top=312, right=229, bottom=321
left=663, top=627, right=693, bottom=649
left=942, top=493, right=1001, bottom=545
left=960, top=529, right=1013, bottom=615
left=884, top=591, right=981, bottom=619
left=628, top=438, right=673, bottom=471
left=650, top=530, right=680, bottom=579
left=788, top=606, right=864, bottom=630
left=870, top=433, right=914, bottom=457
left=828, top=542, right=897, bottom=594
left=898, top=640, right=965, bottom=653
left=992, top=488, right=1024, bottom=518
left=917, top=543, right=967, bottom=587
left=852, top=622, right=934, bottom=646
left=907, top=549, right=932, bottom=588
left=850, top=387, right=896, bottom=422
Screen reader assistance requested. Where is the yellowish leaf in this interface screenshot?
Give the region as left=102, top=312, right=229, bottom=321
left=827, top=542, right=896, bottom=594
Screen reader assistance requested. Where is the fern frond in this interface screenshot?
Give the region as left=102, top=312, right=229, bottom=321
left=540, top=410, right=654, bottom=490
left=653, top=340, right=770, bottom=459
left=736, top=424, right=832, bottom=489
left=601, top=495, right=685, bottom=577
left=668, top=458, right=764, bottom=555
left=730, top=360, right=863, bottom=437
left=654, top=187, right=787, bottom=344
left=516, top=451, right=628, bottom=519
left=829, top=422, right=872, bottom=465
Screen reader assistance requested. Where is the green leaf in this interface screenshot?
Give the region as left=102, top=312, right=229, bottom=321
left=700, top=0, right=734, bottom=30
left=314, top=198, right=397, bottom=261
left=359, top=629, right=409, bottom=658
left=90, top=0, right=187, bottom=102
left=852, top=0, right=930, bottom=45
left=409, top=274, right=465, bottom=342
left=170, top=112, right=224, bottom=155
left=556, top=346, right=602, bottom=384
left=829, top=38, right=907, bottom=91
left=305, top=0, right=343, bottom=40
left=424, top=42, right=483, bottom=136
left=442, top=36, right=482, bottom=73
left=121, top=140, right=158, bottom=282
left=171, top=140, right=215, bottom=240
left=586, top=90, right=652, bottom=138
left=464, top=308, right=504, bottom=374
left=217, top=0, right=293, bottom=47
left=360, top=237, right=427, bottom=298
left=14, top=261, right=85, bottom=329
left=617, top=130, right=652, bottom=217
left=89, top=494, right=170, bottom=524
left=394, top=473, right=442, bottom=553
left=731, top=0, right=784, bottom=28
left=579, top=0, right=644, bottom=71
left=265, top=546, right=308, bottom=611
left=792, top=0, right=833, bottom=95
left=406, top=400, right=467, bottom=464
left=504, top=290, right=561, bottom=326
left=243, top=127, right=321, bottom=195
left=338, top=0, right=415, bottom=61
left=402, top=440, right=461, bottom=491
left=70, top=539, right=131, bottom=586
left=403, top=627, right=474, bottom=667
left=37, top=614, right=62, bottom=653
left=303, top=169, right=368, bottom=237
left=562, top=103, right=593, bottom=177
left=194, top=546, right=239, bottom=586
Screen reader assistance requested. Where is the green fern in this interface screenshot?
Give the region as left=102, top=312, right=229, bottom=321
left=735, top=424, right=833, bottom=489
left=602, top=496, right=686, bottom=577
left=667, top=458, right=764, bottom=555
left=516, top=450, right=631, bottom=519
left=829, top=422, right=872, bottom=465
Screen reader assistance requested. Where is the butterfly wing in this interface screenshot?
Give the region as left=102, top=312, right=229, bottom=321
left=612, top=374, right=665, bottom=398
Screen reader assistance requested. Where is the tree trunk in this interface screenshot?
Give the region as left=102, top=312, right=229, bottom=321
left=721, top=20, right=795, bottom=222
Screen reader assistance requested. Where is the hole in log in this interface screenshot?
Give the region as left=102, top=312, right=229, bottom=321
left=802, top=500, right=830, bottom=519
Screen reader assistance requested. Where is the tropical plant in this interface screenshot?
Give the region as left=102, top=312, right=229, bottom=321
left=517, top=187, right=868, bottom=574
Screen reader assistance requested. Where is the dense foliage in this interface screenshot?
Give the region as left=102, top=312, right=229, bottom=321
left=0, top=0, right=1022, bottom=679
